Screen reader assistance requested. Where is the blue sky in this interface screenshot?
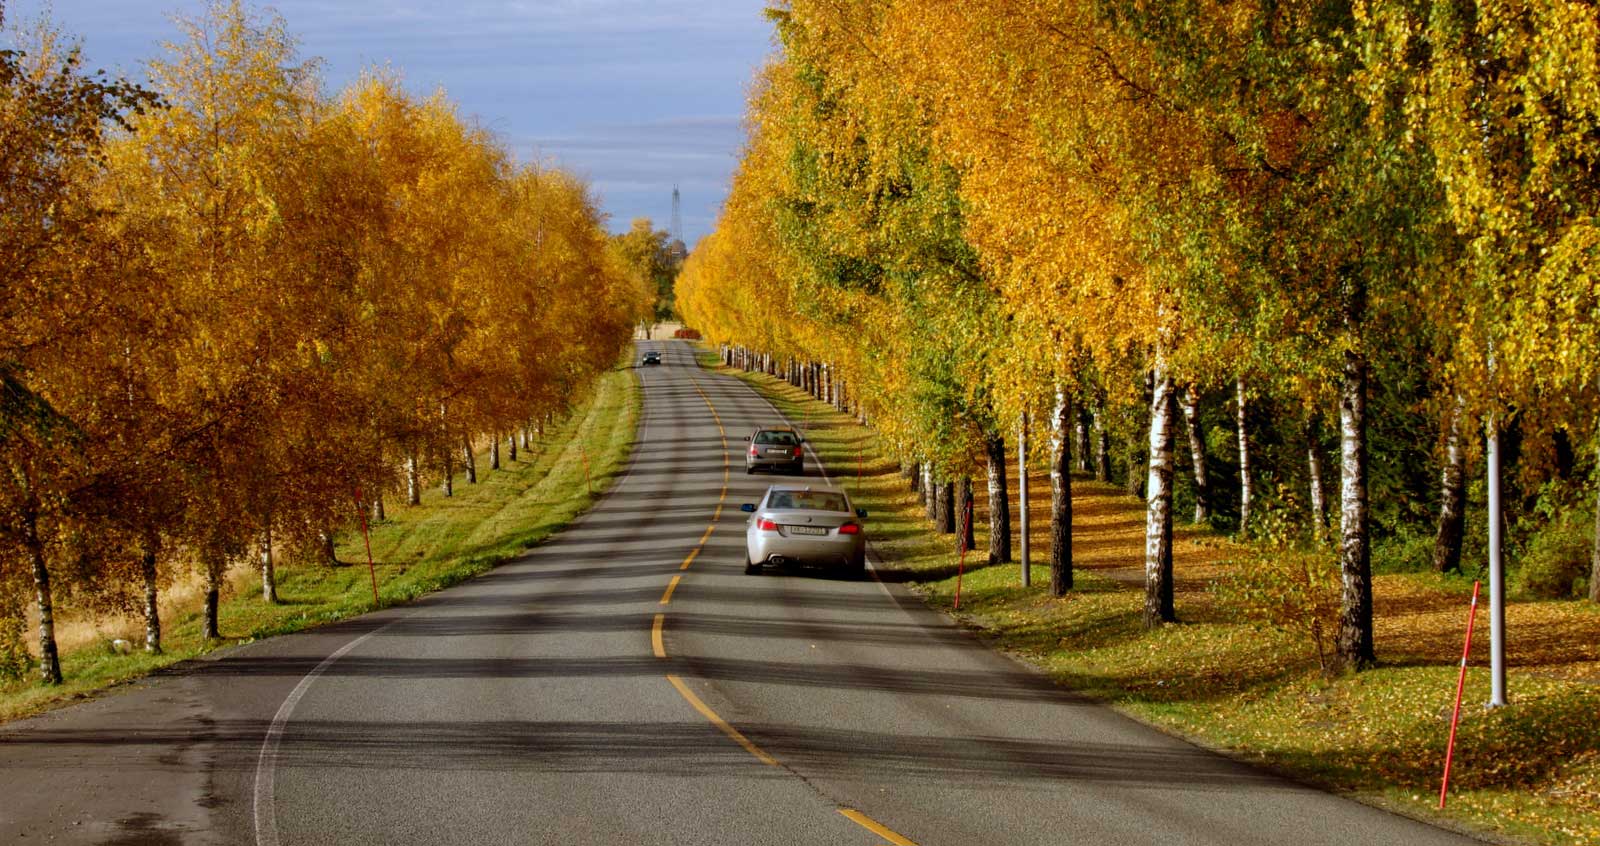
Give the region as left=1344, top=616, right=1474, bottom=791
left=5, top=1, right=776, bottom=245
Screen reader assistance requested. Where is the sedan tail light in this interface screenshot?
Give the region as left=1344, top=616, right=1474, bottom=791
left=792, top=446, right=803, bottom=458
left=757, top=518, right=779, bottom=531
left=837, top=523, right=861, bottom=535
left=749, top=446, right=759, bottom=457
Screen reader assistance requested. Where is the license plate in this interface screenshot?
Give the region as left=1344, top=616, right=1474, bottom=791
left=787, top=526, right=827, bottom=536
left=766, top=448, right=790, bottom=455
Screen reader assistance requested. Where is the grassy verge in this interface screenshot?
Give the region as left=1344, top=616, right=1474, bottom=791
left=703, top=347, right=1600, bottom=846
left=0, top=365, right=639, bottom=723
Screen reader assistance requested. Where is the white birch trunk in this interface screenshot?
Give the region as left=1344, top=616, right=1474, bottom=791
left=141, top=542, right=161, bottom=654
left=25, top=506, right=61, bottom=684
left=1018, top=412, right=1031, bottom=585
left=1236, top=375, right=1253, bottom=534
left=1432, top=396, right=1467, bottom=573
left=1093, top=406, right=1109, bottom=482
left=406, top=448, right=421, bottom=506
left=1075, top=416, right=1091, bottom=472
left=937, top=480, right=955, bottom=534
left=958, top=478, right=976, bottom=552
left=986, top=433, right=1011, bottom=564
left=1306, top=420, right=1327, bottom=532
left=260, top=521, right=278, bottom=604
left=321, top=529, right=341, bottom=567
left=1179, top=384, right=1210, bottom=523
left=1144, top=369, right=1177, bottom=627
left=442, top=441, right=454, bottom=497
left=203, top=559, right=220, bottom=640
left=1336, top=316, right=1375, bottom=668
left=1049, top=385, right=1073, bottom=596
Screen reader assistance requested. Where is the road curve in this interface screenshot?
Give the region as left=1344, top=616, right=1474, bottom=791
left=0, top=339, right=1481, bottom=845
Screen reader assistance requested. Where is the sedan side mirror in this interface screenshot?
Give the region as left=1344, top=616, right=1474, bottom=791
left=856, top=508, right=868, bottom=518
left=740, top=503, right=757, bottom=513
left=743, top=436, right=751, bottom=441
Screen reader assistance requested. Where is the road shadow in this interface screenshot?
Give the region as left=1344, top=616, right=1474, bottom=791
left=0, top=715, right=1294, bottom=791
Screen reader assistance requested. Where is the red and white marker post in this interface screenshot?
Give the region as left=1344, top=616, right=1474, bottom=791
left=581, top=442, right=593, bottom=495
left=355, top=488, right=380, bottom=606
left=954, top=501, right=973, bottom=610
left=856, top=436, right=863, bottom=492
left=1439, top=580, right=1482, bottom=809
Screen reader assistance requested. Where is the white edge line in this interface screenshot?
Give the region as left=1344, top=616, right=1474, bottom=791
left=253, top=619, right=400, bottom=846
left=257, top=351, right=658, bottom=846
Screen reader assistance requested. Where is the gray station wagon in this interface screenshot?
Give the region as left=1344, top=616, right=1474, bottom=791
left=744, top=427, right=805, bottom=475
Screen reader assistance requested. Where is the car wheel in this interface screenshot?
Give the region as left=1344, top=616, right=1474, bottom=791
left=789, top=462, right=803, bottom=475
left=744, top=466, right=754, bottom=475
left=848, top=551, right=867, bottom=579
left=744, top=557, right=761, bottom=575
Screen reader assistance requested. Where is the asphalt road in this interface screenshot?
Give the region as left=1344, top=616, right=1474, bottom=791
left=0, top=339, right=1483, bottom=845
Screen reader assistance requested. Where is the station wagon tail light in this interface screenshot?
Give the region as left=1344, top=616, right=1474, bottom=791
left=792, top=446, right=803, bottom=457
left=757, top=518, right=779, bottom=531
left=838, top=523, right=861, bottom=535
left=749, top=445, right=759, bottom=456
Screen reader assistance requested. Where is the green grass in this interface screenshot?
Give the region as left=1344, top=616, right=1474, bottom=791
left=0, top=365, right=639, bottom=722
left=705, top=347, right=1600, bottom=846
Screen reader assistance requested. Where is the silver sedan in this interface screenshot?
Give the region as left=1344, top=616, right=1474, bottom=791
left=741, top=485, right=868, bottom=577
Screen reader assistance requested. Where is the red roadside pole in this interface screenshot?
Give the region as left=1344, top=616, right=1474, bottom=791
left=856, top=437, right=863, bottom=491
left=1439, top=580, right=1482, bottom=809
left=581, top=442, right=593, bottom=495
left=355, top=488, right=380, bottom=606
left=954, top=501, right=973, bottom=610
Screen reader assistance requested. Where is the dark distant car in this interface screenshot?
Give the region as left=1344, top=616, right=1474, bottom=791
left=744, top=427, right=804, bottom=475
left=641, top=351, right=662, bottom=366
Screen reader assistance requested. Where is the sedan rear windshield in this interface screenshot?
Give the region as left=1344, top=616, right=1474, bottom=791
left=754, top=431, right=799, bottom=446
left=766, top=491, right=847, bottom=512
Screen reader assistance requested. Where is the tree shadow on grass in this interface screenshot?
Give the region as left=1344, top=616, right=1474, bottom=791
left=1256, top=684, right=1600, bottom=796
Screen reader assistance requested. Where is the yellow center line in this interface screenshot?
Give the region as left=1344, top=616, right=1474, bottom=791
left=672, top=360, right=917, bottom=842
left=839, top=810, right=918, bottom=846
left=659, top=574, right=682, bottom=605
left=666, top=674, right=779, bottom=767
left=651, top=613, right=666, bottom=658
